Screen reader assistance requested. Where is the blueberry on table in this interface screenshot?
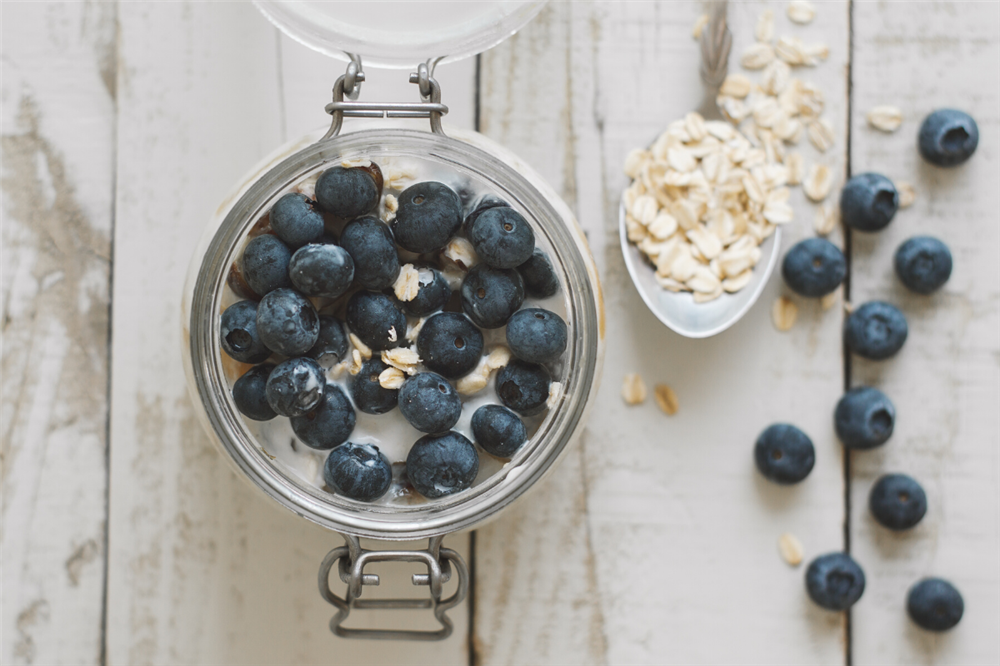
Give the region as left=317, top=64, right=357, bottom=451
left=291, top=384, right=356, bottom=450
left=398, top=372, right=463, bottom=434
left=472, top=404, right=527, bottom=458
left=517, top=248, right=560, bottom=299
left=781, top=238, right=847, bottom=298
left=840, top=173, right=899, bottom=232
left=753, top=423, right=815, bottom=484
left=834, top=386, right=895, bottom=450
left=255, top=288, right=320, bottom=356
left=314, top=165, right=381, bottom=220
left=346, top=291, right=407, bottom=351
left=869, top=473, right=927, bottom=531
left=288, top=243, right=354, bottom=299
left=307, top=315, right=349, bottom=366
left=467, top=206, right=536, bottom=269
left=844, top=301, right=908, bottom=360
left=269, top=192, right=324, bottom=249
left=323, top=442, right=392, bottom=502
left=220, top=300, right=271, bottom=363
left=506, top=308, right=568, bottom=365
left=894, top=236, right=953, bottom=294
left=396, top=265, right=451, bottom=317
left=416, top=312, right=484, bottom=379
left=805, top=553, right=866, bottom=611
left=406, top=431, right=480, bottom=499
left=232, top=363, right=277, bottom=421
left=352, top=358, right=399, bottom=415
left=264, top=357, right=325, bottom=417
left=496, top=359, right=551, bottom=416
left=339, top=216, right=401, bottom=290
left=461, top=264, right=525, bottom=329
left=908, top=578, right=964, bottom=631
left=392, top=181, right=463, bottom=253
left=242, top=234, right=293, bottom=296
left=919, top=109, right=979, bottom=167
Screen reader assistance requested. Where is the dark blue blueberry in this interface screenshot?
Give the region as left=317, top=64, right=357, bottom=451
left=288, top=243, right=354, bottom=298
left=290, top=384, right=356, bottom=450
left=396, top=265, right=451, bottom=317
left=496, top=359, right=550, bottom=416
left=461, top=264, right=525, bottom=329
left=753, top=423, right=815, bottom=484
left=467, top=206, right=536, bottom=269
left=834, top=386, right=895, bottom=450
left=345, top=291, right=407, bottom=351
left=314, top=165, right=381, bottom=220
left=908, top=578, right=964, bottom=631
left=264, top=357, right=325, bottom=417
left=232, top=363, right=277, bottom=421
left=781, top=238, right=847, bottom=298
left=269, top=192, right=324, bottom=248
left=220, top=300, right=271, bottom=363
left=869, top=473, right=927, bottom=531
left=307, top=315, right=349, bottom=365
left=840, top=173, right=899, bottom=232
left=844, top=301, right=908, bottom=360
left=894, top=236, right=953, bottom=294
left=392, top=181, right=463, bottom=253
left=805, top=553, right=866, bottom=611
left=323, top=442, right=392, bottom=502
left=339, top=216, right=400, bottom=290
left=416, top=312, right=484, bottom=379
left=471, top=404, right=527, bottom=458
left=517, top=248, right=560, bottom=299
left=398, top=372, right=463, bottom=433
left=351, top=358, right=399, bottom=414
left=506, top=308, right=567, bottom=365
left=919, top=109, right=979, bottom=167
left=242, top=234, right=293, bottom=296
left=405, top=431, right=479, bottom=499
left=256, top=288, right=320, bottom=356
left=463, top=194, right=509, bottom=233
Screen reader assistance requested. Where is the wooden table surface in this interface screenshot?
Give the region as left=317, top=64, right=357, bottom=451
left=3, top=2, right=998, bottom=664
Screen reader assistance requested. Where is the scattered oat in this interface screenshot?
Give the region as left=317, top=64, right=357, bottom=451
left=720, top=73, right=752, bottom=99
left=807, top=118, right=835, bottom=152
left=394, top=263, right=421, bottom=301
left=378, top=366, right=406, bottom=390
left=896, top=180, right=916, bottom=208
left=778, top=533, right=804, bottom=566
left=456, top=347, right=510, bottom=395
left=486, top=346, right=512, bottom=370
left=456, top=371, right=489, bottom=396
left=755, top=10, right=775, bottom=43
left=772, top=296, right=798, bottom=331
left=820, top=288, right=840, bottom=311
left=348, top=349, right=363, bottom=375
left=867, top=105, right=903, bottom=133
left=341, top=157, right=372, bottom=168
left=442, top=237, right=478, bottom=270
left=692, top=13, right=710, bottom=40
left=741, top=43, right=776, bottom=70
left=653, top=384, right=679, bottom=415
left=349, top=333, right=372, bottom=360
left=785, top=152, right=804, bottom=185
left=803, top=163, right=834, bottom=202
left=547, top=382, right=564, bottom=410
left=382, top=193, right=398, bottom=222
left=387, top=326, right=398, bottom=343
left=384, top=165, right=417, bottom=189
left=382, top=347, right=421, bottom=375
left=406, top=317, right=427, bottom=343
left=622, top=373, right=647, bottom=405
left=814, top=203, right=838, bottom=236
left=786, top=0, right=816, bottom=24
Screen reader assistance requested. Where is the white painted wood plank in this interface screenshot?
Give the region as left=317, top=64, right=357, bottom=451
left=1, top=2, right=116, bottom=664
left=848, top=3, right=1000, bottom=663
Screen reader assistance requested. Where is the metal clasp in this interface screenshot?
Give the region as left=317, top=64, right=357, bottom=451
left=318, top=534, right=469, bottom=641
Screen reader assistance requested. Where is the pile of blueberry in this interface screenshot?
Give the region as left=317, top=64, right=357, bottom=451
left=219, top=160, right=567, bottom=504
left=757, top=109, right=977, bottom=630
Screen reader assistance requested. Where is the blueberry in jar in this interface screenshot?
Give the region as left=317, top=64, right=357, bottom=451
left=496, top=359, right=551, bottom=416
left=840, top=173, right=899, bottom=232
left=307, top=315, right=349, bottom=366
left=467, top=206, right=536, bottom=269
left=291, top=384, right=356, bottom=450
left=834, top=386, right=895, bottom=450
left=406, top=431, right=480, bottom=499
left=506, top=308, right=568, bottom=365
left=894, top=236, right=953, bottom=294
left=844, top=301, right=908, bottom=360
left=392, top=181, right=463, bottom=254
left=265, top=357, right=325, bottom=417
left=346, top=291, right=407, bottom=351
left=242, top=234, right=293, bottom=296
left=463, top=193, right=510, bottom=233
left=869, top=473, right=927, bottom=531
left=753, top=423, right=815, bottom=484
left=351, top=357, right=399, bottom=415
left=398, top=372, right=463, bottom=434
left=919, top=109, right=979, bottom=167
left=339, top=216, right=401, bottom=290
left=255, top=288, right=320, bottom=356
left=232, top=363, right=277, bottom=421
left=395, top=265, right=451, bottom=317
left=220, top=300, right=271, bottom=363
left=517, top=248, right=560, bottom=299
left=472, top=405, right=527, bottom=458
left=269, top=192, right=325, bottom=249
left=323, top=442, right=392, bottom=502
left=314, top=165, right=381, bottom=220
left=416, top=312, right=484, bottom=379
left=805, top=553, right=866, bottom=611
left=781, top=238, right=847, bottom=298
left=908, top=578, right=964, bottom=631
left=461, top=264, right=525, bottom=329
left=288, top=243, right=354, bottom=299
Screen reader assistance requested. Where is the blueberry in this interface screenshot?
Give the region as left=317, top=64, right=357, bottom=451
left=467, top=206, right=535, bottom=269
left=307, top=315, right=349, bottom=365
left=396, top=265, right=451, bottom=317
left=242, top=234, right=293, bottom=296
left=265, top=357, right=325, bottom=417
left=323, top=442, right=392, bottom=502
left=844, top=301, right=908, bottom=360
left=345, top=291, right=407, bottom=351
left=919, top=109, right=979, bottom=167
left=471, top=404, right=527, bottom=458
left=840, top=173, right=899, bottom=232
left=287, top=244, right=354, bottom=299
left=463, top=194, right=510, bottom=233
left=753, top=424, right=815, bottom=484
left=496, top=359, right=550, bottom=416
left=805, top=553, right=866, bottom=611
left=781, top=238, right=847, bottom=298
left=416, top=312, right=484, bottom=379
left=351, top=358, right=399, bottom=414
left=869, top=473, right=927, bottom=531
left=290, top=384, right=356, bottom=450
left=256, top=288, right=320, bottom=356
left=398, top=372, right=463, bottom=433
left=894, top=236, right=953, bottom=294
left=908, top=578, right=964, bottom=631
left=834, top=387, right=895, bottom=450
left=517, top=248, right=560, bottom=299
left=269, top=193, right=324, bottom=248
left=461, top=264, right=525, bottom=329
left=405, top=431, right=479, bottom=499
left=315, top=165, right=380, bottom=219
left=220, top=300, right=271, bottom=363
left=392, top=181, right=463, bottom=253
left=506, top=308, right=568, bottom=365
left=339, top=216, right=401, bottom=290
left=232, top=363, right=277, bottom=421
